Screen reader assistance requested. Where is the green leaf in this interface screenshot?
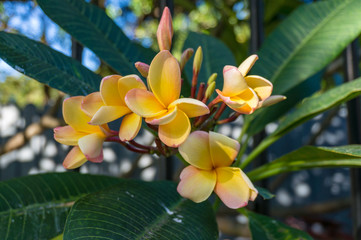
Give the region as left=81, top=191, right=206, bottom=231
left=37, top=0, right=155, bottom=76
left=256, top=187, right=275, bottom=200
left=247, top=145, right=361, bottom=181
left=245, top=210, right=312, bottom=240
left=63, top=181, right=218, bottom=240
left=182, top=32, right=236, bottom=96
left=0, top=32, right=101, bottom=96
left=0, top=172, right=121, bottom=240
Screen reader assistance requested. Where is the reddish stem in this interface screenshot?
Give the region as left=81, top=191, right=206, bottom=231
left=155, top=138, right=167, bottom=156
left=217, top=112, right=241, bottom=125
left=197, top=82, right=205, bottom=100
left=208, top=96, right=221, bottom=109
left=129, top=140, right=152, bottom=150
left=106, top=137, right=150, bottom=154
left=213, top=103, right=227, bottom=121
left=194, top=105, right=218, bottom=127
left=191, top=70, right=199, bottom=98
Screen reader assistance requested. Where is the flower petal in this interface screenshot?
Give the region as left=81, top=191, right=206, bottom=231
left=145, top=107, right=177, bottom=125
left=63, top=146, right=88, bottom=169
left=238, top=55, right=258, bottom=77
left=209, top=131, right=240, bottom=168
left=177, top=165, right=216, bottom=203
left=214, top=167, right=257, bottom=209
left=222, top=66, right=248, bottom=96
left=100, top=75, right=123, bottom=106
left=158, top=110, right=191, bottom=147
left=54, top=126, right=87, bottom=145
left=119, top=113, right=142, bottom=141
left=63, top=96, right=100, bottom=133
left=230, top=88, right=259, bottom=114
left=179, top=131, right=213, bottom=170
left=81, top=92, right=104, bottom=117
left=168, top=98, right=210, bottom=118
left=245, top=75, right=273, bottom=100
left=118, top=75, right=147, bottom=103
left=148, top=50, right=181, bottom=106
left=125, top=89, right=166, bottom=117
left=91, top=105, right=131, bottom=125
left=78, top=133, right=104, bottom=163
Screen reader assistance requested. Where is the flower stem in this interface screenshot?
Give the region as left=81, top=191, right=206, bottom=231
left=217, top=112, right=241, bottom=125
left=106, top=136, right=151, bottom=154
left=213, top=103, right=227, bottom=121
left=191, top=70, right=199, bottom=98
left=196, top=82, right=205, bottom=100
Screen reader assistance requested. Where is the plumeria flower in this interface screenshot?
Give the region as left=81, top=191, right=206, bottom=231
left=177, top=131, right=258, bottom=209
left=83, top=75, right=147, bottom=141
left=54, top=96, right=113, bottom=169
left=126, top=50, right=210, bottom=147
left=216, top=55, right=273, bottom=114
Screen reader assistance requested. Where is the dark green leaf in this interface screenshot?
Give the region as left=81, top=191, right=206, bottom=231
left=37, top=0, right=155, bottom=75
left=0, top=32, right=101, bottom=96
left=248, top=145, right=361, bottom=181
left=246, top=210, right=312, bottom=240
left=64, top=180, right=218, bottom=240
left=0, top=172, right=121, bottom=240
left=256, top=187, right=275, bottom=200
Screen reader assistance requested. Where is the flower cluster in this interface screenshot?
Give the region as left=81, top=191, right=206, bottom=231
left=54, top=7, right=285, bottom=209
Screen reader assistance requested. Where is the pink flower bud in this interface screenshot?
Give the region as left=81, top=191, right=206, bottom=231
left=135, top=61, right=150, bottom=78
left=157, top=7, right=173, bottom=51
left=180, top=48, right=194, bottom=71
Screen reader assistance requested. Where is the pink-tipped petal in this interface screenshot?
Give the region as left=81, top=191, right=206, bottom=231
left=118, top=113, right=142, bottom=141
left=238, top=55, right=258, bottom=76
left=209, top=131, right=240, bottom=168
left=91, top=105, right=131, bottom=125
left=222, top=66, right=248, bottom=96
left=125, top=88, right=166, bottom=117
left=168, top=98, right=210, bottom=118
left=177, top=165, right=216, bottom=203
left=214, top=167, right=257, bottom=209
left=118, top=75, right=147, bottom=103
left=157, top=7, right=173, bottom=51
left=178, top=131, right=213, bottom=170
left=158, top=110, right=191, bottom=147
left=63, top=146, right=88, bottom=169
left=217, top=89, right=246, bottom=109
left=81, top=92, right=104, bottom=117
left=148, top=50, right=181, bottom=106
left=146, top=106, right=178, bottom=125
left=100, top=75, right=123, bottom=106
left=245, top=75, right=273, bottom=100
left=54, top=126, right=87, bottom=146
left=78, top=133, right=104, bottom=163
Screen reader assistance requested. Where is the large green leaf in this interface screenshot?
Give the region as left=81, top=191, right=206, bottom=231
left=247, top=145, right=361, bottom=181
left=0, top=172, right=121, bottom=240
left=182, top=32, right=236, bottom=96
left=63, top=181, right=218, bottom=240
left=240, top=77, right=361, bottom=168
left=37, top=0, right=155, bottom=76
left=244, top=210, right=312, bottom=240
left=0, top=32, right=101, bottom=96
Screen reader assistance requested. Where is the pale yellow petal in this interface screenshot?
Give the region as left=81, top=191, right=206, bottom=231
left=158, top=110, right=191, bottom=147
left=54, top=126, right=87, bottom=146
left=119, top=113, right=142, bottom=141
left=178, top=131, right=213, bottom=170
left=215, top=167, right=257, bottom=209
left=63, top=146, right=88, bottom=169
left=91, top=105, right=131, bottom=125
left=125, top=88, right=166, bottom=117
left=177, top=166, right=216, bottom=203
left=245, top=75, right=273, bottom=100
left=238, top=55, right=258, bottom=76
left=81, top=92, right=104, bottom=117
left=100, top=75, right=123, bottom=105
left=222, top=65, right=248, bottom=96
left=146, top=107, right=177, bottom=125
left=148, top=50, right=181, bottom=106
left=168, top=98, right=209, bottom=118
left=209, top=131, right=240, bottom=168
left=118, top=75, right=147, bottom=103
left=78, top=133, right=104, bottom=163
left=230, top=88, right=259, bottom=114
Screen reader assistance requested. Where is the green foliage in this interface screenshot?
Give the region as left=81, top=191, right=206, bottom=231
left=63, top=181, right=218, bottom=240
left=248, top=145, right=361, bottom=181
left=0, top=173, right=122, bottom=240
left=256, top=187, right=275, bottom=200
left=0, top=31, right=101, bottom=96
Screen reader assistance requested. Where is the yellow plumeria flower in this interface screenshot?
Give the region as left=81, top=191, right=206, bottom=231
left=125, top=50, right=210, bottom=147
left=54, top=96, right=112, bottom=169
left=83, top=75, right=147, bottom=141
left=177, top=131, right=258, bottom=209
left=216, top=55, right=273, bottom=114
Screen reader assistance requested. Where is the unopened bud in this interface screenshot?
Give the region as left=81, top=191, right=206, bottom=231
left=135, top=62, right=150, bottom=78
left=193, top=46, right=203, bottom=74
left=207, top=73, right=217, bottom=85
left=157, top=7, right=173, bottom=51
left=180, top=48, right=194, bottom=71
left=259, top=95, right=286, bottom=108
left=205, top=81, right=216, bottom=99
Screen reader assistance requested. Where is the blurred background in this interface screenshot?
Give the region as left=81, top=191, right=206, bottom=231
left=0, top=0, right=355, bottom=239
